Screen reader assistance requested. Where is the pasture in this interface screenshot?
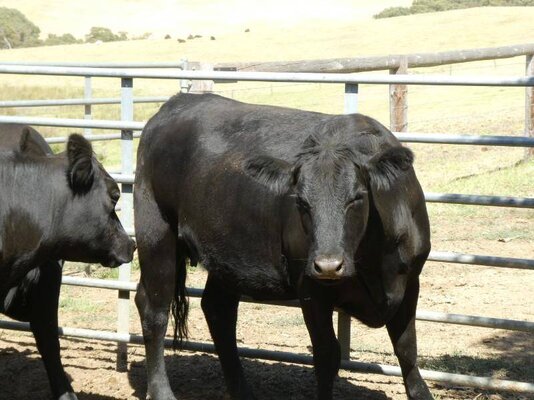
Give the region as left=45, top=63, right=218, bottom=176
left=0, top=5, right=532, bottom=400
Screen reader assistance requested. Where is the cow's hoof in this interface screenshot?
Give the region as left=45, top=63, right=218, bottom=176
left=58, top=392, right=78, bottom=400
left=146, top=391, right=178, bottom=400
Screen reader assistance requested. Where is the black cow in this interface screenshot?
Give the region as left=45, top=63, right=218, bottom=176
left=135, top=93, right=432, bottom=400
left=0, top=124, right=136, bottom=400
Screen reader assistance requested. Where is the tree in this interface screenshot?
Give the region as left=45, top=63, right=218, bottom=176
left=85, top=26, right=125, bottom=43
left=44, top=33, right=82, bottom=46
left=0, top=7, right=41, bottom=48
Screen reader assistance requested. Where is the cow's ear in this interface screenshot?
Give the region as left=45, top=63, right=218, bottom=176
left=365, top=146, right=415, bottom=237
left=67, top=134, right=95, bottom=194
left=19, top=127, right=46, bottom=156
left=366, top=146, right=430, bottom=274
left=244, top=155, right=297, bottom=195
left=366, top=146, right=413, bottom=192
left=18, top=127, right=31, bottom=153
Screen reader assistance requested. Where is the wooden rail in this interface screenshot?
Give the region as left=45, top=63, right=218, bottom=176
left=214, top=43, right=534, bottom=73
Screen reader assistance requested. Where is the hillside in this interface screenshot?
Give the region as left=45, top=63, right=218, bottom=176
left=0, top=0, right=412, bottom=38
left=0, top=7, right=532, bottom=64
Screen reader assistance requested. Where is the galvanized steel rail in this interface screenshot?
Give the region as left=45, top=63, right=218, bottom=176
left=1, top=319, right=532, bottom=394
left=0, top=64, right=534, bottom=86
left=0, top=64, right=532, bottom=394
left=1, top=115, right=534, bottom=148
left=0, top=96, right=169, bottom=108
left=59, top=276, right=534, bottom=333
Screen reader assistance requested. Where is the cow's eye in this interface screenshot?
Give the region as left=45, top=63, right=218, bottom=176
left=110, top=190, right=120, bottom=205
left=345, top=193, right=364, bottom=209
left=296, top=197, right=311, bottom=213
left=395, top=232, right=408, bottom=246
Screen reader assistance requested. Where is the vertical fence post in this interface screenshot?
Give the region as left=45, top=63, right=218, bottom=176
left=190, top=63, right=214, bottom=93
left=84, top=76, right=92, bottom=135
left=117, top=77, right=134, bottom=371
left=337, top=83, right=359, bottom=360
left=389, top=57, right=408, bottom=133
left=526, top=54, right=533, bottom=159
left=180, top=59, right=190, bottom=93
left=83, top=75, right=93, bottom=276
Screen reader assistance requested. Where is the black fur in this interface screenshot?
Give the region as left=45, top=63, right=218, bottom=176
left=134, top=93, right=432, bottom=400
left=0, top=124, right=135, bottom=400
left=244, top=155, right=295, bottom=195
left=367, top=146, right=414, bottom=191
left=66, top=133, right=95, bottom=194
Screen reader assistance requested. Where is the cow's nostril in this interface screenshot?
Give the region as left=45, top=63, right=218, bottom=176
left=314, top=263, right=322, bottom=274
left=335, top=263, right=343, bottom=272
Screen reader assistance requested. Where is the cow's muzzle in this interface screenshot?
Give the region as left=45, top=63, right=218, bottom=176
left=105, top=238, right=136, bottom=268
left=312, top=255, right=345, bottom=280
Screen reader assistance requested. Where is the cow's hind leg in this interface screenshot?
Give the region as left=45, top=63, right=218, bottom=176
left=386, top=278, right=433, bottom=400
left=135, top=190, right=180, bottom=400
left=201, top=274, right=255, bottom=400
left=5, top=262, right=77, bottom=400
left=31, top=262, right=78, bottom=400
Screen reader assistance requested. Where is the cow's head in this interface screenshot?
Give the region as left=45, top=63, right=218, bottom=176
left=244, top=133, right=426, bottom=285
left=58, top=134, right=136, bottom=267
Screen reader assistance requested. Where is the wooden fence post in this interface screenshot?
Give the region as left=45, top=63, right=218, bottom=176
left=389, top=57, right=408, bottom=133
left=180, top=59, right=190, bottom=93
left=526, top=54, right=533, bottom=159
left=189, top=63, right=214, bottom=93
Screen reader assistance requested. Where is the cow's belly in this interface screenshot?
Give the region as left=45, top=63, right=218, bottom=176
left=181, top=213, right=296, bottom=300
left=201, top=254, right=297, bottom=300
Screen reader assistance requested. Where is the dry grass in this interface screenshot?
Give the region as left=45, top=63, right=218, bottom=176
left=0, top=7, right=533, bottom=397
left=0, top=6, right=532, bottom=257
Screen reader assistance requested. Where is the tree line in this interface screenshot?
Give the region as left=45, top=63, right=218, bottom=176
left=375, top=0, right=534, bottom=18
left=0, top=7, right=148, bottom=49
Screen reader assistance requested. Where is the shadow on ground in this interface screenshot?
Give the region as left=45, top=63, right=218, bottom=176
left=420, top=331, right=533, bottom=399
left=128, top=352, right=391, bottom=400
left=0, top=337, right=119, bottom=400
left=421, top=331, right=533, bottom=382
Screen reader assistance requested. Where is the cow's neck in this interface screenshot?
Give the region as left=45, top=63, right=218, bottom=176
left=0, top=158, right=70, bottom=262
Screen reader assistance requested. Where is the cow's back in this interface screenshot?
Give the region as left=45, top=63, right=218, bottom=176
left=138, top=93, right=398, bottom=186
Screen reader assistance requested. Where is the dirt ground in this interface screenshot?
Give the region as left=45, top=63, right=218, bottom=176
left=1, top=237, right=533, bottom=400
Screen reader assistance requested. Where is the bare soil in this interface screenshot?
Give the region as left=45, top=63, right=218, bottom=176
left=1, top=235, right=533, bottom=400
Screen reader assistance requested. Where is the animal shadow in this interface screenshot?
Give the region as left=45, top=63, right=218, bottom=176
left=128, top=352, right=391, bottom=400
left=0, top=345, right=56, bottom=399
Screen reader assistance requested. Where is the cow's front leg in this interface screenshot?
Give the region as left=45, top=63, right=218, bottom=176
left=30, top=262, right=78, bottom=400
left=299, top=278, right=339, bottom=400
left=201, top=274, right=255, bottom=400
left=386, top=278, right=433, bottom=400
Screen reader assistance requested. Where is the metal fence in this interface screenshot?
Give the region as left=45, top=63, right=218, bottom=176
left=0, top=65, right=533, bottom=394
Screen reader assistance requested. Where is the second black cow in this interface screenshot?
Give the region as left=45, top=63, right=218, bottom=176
left=135, top=93, right=432, bottom=399
left=0, top=124, right=136, bottom=400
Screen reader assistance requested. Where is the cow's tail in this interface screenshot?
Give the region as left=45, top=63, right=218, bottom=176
left=171, top=256, right=189, bottom=350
